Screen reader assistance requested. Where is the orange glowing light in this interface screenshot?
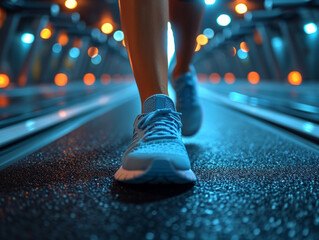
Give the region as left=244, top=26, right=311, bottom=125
left=57, top=32, right=69, bottom=46
left=247, top=71, right=260, bottom=84
left=0, top=74, right=10, bottom=88
left=65, top=0, right=77, bottom=9
left=197, top=74, right=208, bottom=83
left=240, top=42, right=249, bottom=52
left=88, top=47, right=99, bottom=58
left=83, top=73, right=96, bottom=85
left=58, top=110, right=67, bottom=118
left=101, top=23, right=113, bottom=34
left=54, top=73, right=68, bottom=86
left=254, top=30, right=263, bottom=45
left=224, top=73, right=236, bottom=84
left=0, top=8, right=6, bottom=29
left=209, top=73, right=221, bottom=84
left=113, top=74, right=122, bottom=83
left=100, top=74, right=111, bottom=85
left=196, top=34, right=208, bottom=46
left=235, top=3, right=248, bottom=14
left=195, top=43, right=201, bottom=52
left=288, top=71, right=302, bottom=85
left=73, top=38, right=82, bottom=48
left=0, top=95, right=9, bottom=108
left=122, top=39, right=126, bottom=47
left=40, top=28, right=52, bottom=39
left=231, top=47, right=237, bottom=56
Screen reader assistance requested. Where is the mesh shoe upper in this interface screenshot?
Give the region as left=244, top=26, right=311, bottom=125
left=121, top=95, right=191, bottom=171
left=169, top=63, right=203, bottom=136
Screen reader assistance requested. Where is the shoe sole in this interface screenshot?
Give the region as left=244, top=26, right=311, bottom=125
left=114, top=159, right=196, bottom=184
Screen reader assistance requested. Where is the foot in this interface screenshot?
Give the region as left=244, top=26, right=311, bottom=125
left=169, top=63, right=203, bottom=136
left=114, top=94, right=196, bottom=184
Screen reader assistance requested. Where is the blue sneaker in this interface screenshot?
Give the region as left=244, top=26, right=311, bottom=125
left=169, top=63, right=203, bottom=136
left=114, top=94, right=196, bottom=184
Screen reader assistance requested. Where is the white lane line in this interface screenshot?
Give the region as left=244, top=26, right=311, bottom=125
left=199, top=86, right=319, bottom=140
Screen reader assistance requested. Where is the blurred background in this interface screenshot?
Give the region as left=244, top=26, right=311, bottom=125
left=1, top=1, right=319, bottom=239
left=0, top=0, right=319, bottom=151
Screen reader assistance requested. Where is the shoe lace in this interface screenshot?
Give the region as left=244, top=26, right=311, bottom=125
left=137, top=109, right=182, bottom=141
left=175, top=73, right=196, bottom=107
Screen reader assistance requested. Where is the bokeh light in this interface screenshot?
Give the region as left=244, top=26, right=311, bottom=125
left=203, top=28, right=214, bottom=39
left=65, top=0, right=77, bottom=9
left=217, top=14, right=231, bottom=27
left=196, top=34, right=208, bottom=46
left=205, top=0, right=216, bottom=5
left=83, top=73, right=96, bottom=85
left=88, top=47, right=99, bottom=58
left=0, top=8, right=6, bottom=29
left=197, top=74, right=208, bottom=83
left=247, top=72, right=260, bottom=84
left=237, top=49, right=248, bottom=60
left=254, top=30, right=263, bottom=45
left=231, top=47, right=237, bottom=56
left=21, top=33, right=34, bottom=44
left=195, top=43, right=201, bottom=52
left=58, top=110, right=67, bottom=118
left=0, top=95, right=9, bottom=108
left=69, top=47, right=80, bottom=58
left=224, top=73, right=236, bottom=84
left=209, top=73, right=221, bottom=84
left=57, top=32, right=69, bottom=46
left=101, top=23, right=113, bottom=34
left=91, top=54, right=102, bottom=65
left=272, top=37, right=283, bottom=49
left=235, top=3, right=248, bottom=14
left=40, top=28, right=52, bottom=39
left=240, top=42, right=249, bottom=52
left=303, top=23, right=318, bottom=35
left=54, top=73, right=68, bottom=86
left=113, top=30, right=124, bottom=42
left=0, top=74, right=10, bottom=88
left=101, top=74, right=111, bottom=85
left=288, top=71, right=302, bottom=85
left=52, top=43, right=62, bottom=53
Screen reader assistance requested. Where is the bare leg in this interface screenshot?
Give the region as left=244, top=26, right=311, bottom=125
left=169, top=0, right=205, bottom=80
left=118, top=0, right=169, bottom=107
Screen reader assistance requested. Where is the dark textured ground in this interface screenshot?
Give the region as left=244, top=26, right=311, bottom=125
left=1, top=98, right=319, bottom=240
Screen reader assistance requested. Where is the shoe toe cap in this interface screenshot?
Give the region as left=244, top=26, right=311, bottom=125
left=122, top=152, right=191, bottom=171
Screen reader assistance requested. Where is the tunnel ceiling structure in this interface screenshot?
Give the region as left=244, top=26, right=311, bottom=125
left=25, top=0, right=265, bottom=33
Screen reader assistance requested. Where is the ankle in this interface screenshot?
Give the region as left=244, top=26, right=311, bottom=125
left=172, top=66, right=191, bottom=80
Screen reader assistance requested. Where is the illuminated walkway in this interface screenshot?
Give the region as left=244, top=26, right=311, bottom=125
left=1, top=90, right=318, bottom=239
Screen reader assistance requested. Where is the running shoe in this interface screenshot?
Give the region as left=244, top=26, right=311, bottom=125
left=114, top=94, right=196, bottom=184
left=169, top=62, right=203, bottom=136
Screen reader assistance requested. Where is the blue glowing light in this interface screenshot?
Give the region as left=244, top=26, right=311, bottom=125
left=229, top=92, right=248, bottom=104
left=237, top=49, right=248, bottom=60
left=52, top=43, right=62, bottom=53
left=69, top=47, right=80, bottom=58
left=203, top=28, right=215, bottom=39
left=271, top=37, right=283, bottom=49
left=91, top=54, right=102, bottom=65
left=303, top=23, right=318, bottom=35
left=205, top=0, right=216, bottom=5
left=303, top=122, right=315, bottom=133
left=21, top=33, right=34, bottom=44
left=292, top=102, right=319, bottom=113
left=113, top=30, right=124, bottom=42
left=217, top=14, right=231, bottom=27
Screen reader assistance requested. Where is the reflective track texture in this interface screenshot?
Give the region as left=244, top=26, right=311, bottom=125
left=1, top=97, right=319, bottom=240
